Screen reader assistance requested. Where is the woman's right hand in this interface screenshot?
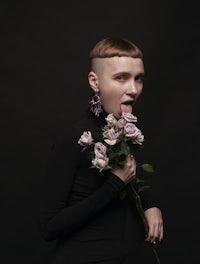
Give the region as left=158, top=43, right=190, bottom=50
left=111, top=155, right=136, bottom=184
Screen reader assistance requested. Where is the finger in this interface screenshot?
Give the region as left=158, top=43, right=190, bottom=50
left=159, top=223, right=164, bottom=242
left=156, top=217, right=163, bottom=242
left=145, top=225, right=155, bottom=243
left=129, top=156, right=136, bottom=171
left=127, top=154, right=135, bottom=163
left=126, top=156, right=136, bottom=173
left=150, top=222, right=163, bottom=244
left=128, top=154, right=134, bottom=159
left=146, top=223, right=160, bottom=244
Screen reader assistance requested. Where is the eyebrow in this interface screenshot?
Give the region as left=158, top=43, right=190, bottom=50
left=112, top=71, right=145, bottom=77
left=136, top=72, right=145, bottom=78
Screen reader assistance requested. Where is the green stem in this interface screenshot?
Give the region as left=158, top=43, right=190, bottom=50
left=151, top=244, right=161, bottom=264
left=130, top=184, right=148, bottom=233
left=130, top=184, right=161, bottom=264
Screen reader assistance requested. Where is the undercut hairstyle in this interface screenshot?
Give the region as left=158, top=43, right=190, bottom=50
left=89, top=37, right=143, bottom=59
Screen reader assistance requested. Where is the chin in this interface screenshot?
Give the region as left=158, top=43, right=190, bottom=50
left=115, top=112, right=121, bottom=119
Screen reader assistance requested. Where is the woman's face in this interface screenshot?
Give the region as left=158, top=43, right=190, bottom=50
left=88, top=56, right=144, bottom=119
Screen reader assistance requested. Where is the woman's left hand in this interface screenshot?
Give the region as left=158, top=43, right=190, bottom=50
left=144, top=207, right=163, bottom=244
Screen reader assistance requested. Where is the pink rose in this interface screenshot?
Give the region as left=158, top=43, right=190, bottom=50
left=92, top=156, right=109, bottom=171
left=104, top=138, right=117, bottom=145
left=132, top=132, right=144, bottom=145
left=117, top=118, right=127, bottom=128
left=94, top=142, right=107, bottom=157
left=124, top=123, right=144, bottom=144
left=105, top=114, right=117, bottom=126
left=124, top=123, right=138, bottom=137
left=103, top=127, right=120, bottom=145
left=78, top=131, right=93, bottom=146
left=122, top=112, right=137, bottom=123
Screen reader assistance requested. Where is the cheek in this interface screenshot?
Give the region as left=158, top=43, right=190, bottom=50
left=137, top=86, right=143, bottom=96
left=99, top=89, right=119, bottom=109
left=99, top=90, right=110, bottom=106
left=98, top=80, right=121, bottom=102
left=135, top=87, right=143, bottom=101
left=99, top=84, right=116, bottom=99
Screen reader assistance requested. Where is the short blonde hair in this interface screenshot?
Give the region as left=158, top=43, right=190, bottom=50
left=90, top=37, right=143, bottom=59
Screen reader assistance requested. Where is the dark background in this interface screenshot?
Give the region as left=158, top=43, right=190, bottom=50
left=1, top=0, right=199, bottom=263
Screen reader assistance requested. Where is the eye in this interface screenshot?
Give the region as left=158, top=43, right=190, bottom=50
left=115, top=74, right=127, bottom=81
left=135, top=74, right=144, bottom=83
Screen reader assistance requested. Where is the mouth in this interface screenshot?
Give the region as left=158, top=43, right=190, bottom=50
left=120, top=101, right=134, bottom=114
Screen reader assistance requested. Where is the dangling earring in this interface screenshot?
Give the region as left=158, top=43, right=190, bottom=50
left=89, top=94, right=103, bottom=117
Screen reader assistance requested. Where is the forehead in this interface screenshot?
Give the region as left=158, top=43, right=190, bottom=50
left=92, top=56, right=144, bottom=75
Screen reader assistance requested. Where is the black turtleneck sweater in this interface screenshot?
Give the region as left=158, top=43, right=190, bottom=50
left=39, top=109, right=159, bottom=264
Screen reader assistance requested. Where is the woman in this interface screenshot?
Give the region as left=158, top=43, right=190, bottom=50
left=39, top=37, right=163, bottom=263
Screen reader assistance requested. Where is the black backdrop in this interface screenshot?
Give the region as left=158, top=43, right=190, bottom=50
left=1, top=1, right=199, bottom=263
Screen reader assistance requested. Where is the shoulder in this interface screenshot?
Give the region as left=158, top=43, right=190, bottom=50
left=50, top=110, right=98, bottom=150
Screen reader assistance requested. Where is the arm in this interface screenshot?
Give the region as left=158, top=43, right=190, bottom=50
left=126, top=167, right=164, bottom=243
left=138, top=170, right=164, bottom=243
left=144, top=207, right=163, bottom=243
left=39, top=129, right=125, bottom=241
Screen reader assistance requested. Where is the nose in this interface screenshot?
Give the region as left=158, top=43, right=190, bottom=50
left=127, top=80, right=137, bottom=96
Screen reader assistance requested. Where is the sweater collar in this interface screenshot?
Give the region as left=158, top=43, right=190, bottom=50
left=86, top=107, right=108, bottom=127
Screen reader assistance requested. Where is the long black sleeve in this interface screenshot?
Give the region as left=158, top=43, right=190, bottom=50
left=39, top=110, right=161, bottom=243
left=39, top=123, right=125, bottom=241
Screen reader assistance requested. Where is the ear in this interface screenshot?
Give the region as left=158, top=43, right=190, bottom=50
left=88, top=71, right=99, bottom=93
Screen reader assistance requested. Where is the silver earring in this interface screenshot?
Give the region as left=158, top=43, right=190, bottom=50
left=89, top=94, right=103, bottom=117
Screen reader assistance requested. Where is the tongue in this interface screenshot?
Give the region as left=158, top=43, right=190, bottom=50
left=120, top=104, right=132, bottom=113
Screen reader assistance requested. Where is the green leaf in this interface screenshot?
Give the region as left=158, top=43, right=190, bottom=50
left=138, top=185, right=150, bottom=193
left=119, top=140, right=130, bottom=155
left=134, top=178, right=145, bottom=184
left=141, top=163, right=154, bottom=173
left=118, top=160, right=126, bottom=166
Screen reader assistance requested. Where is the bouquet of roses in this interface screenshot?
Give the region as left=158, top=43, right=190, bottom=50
left=78, top=112, right=152, bottom=172
left=78, top=112, right=160, bottom=263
